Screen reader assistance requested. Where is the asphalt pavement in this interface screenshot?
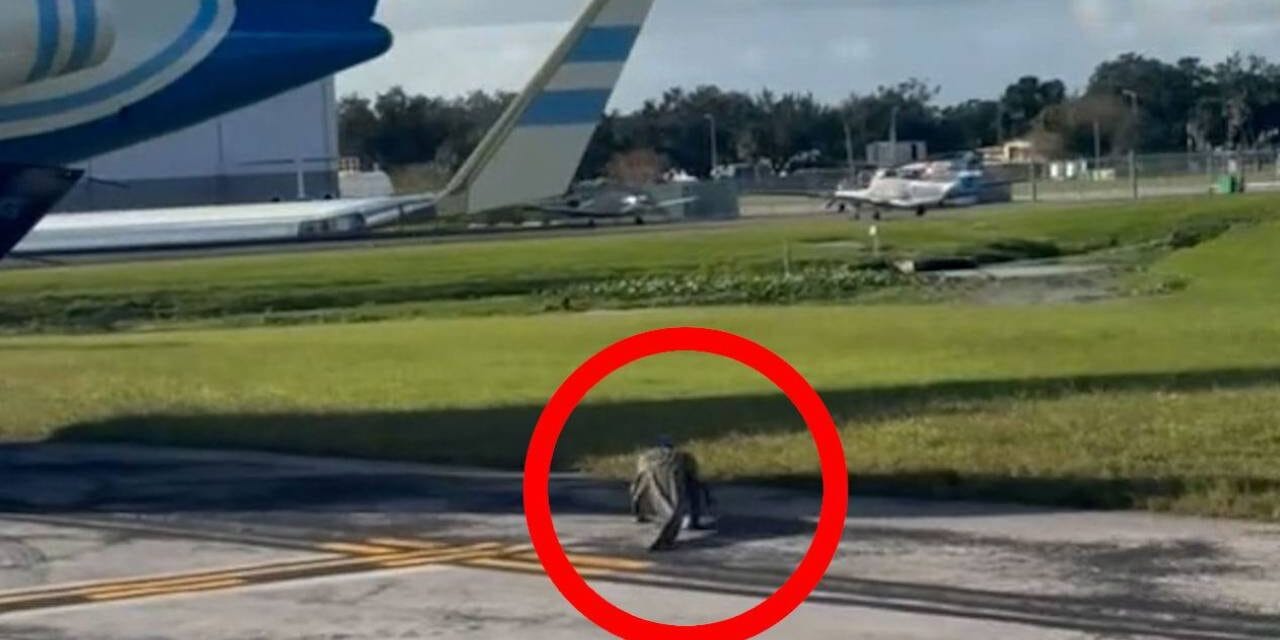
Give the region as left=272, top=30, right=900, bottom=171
left=0, top=444, right=1277, bottom=639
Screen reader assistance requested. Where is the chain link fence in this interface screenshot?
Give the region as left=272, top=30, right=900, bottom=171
left=1017, top=151, right=1280, bottom=202
left=730, top=151, right=1280, bottom=204
left=730, top=168, right=854, bottom=196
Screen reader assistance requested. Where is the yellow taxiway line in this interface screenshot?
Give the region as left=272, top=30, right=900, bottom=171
left=0, top=536, right=652, bottom=614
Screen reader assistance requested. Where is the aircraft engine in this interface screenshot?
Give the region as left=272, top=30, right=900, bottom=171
left=0, top=0, right=117, bottom=94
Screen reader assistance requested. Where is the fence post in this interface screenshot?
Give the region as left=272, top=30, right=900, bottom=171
left=1029, top=162, right=1039, bottom=203
left=1129, top=151, right=1139, bottom=200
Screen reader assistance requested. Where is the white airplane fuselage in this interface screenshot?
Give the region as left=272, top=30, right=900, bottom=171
left=834, top=162, right=987, bottom=213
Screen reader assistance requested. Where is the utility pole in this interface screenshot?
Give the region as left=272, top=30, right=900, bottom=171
left=889, top=105, right=899, bottom=146
left=1123, top=90, right=1140, bottom=200
left=1129, top=150, right=1139, bottom=200
left=1030, top=162, right=1039, bottom=203
left=997, top=103, right=1006, bottom=145
left=704, top=113, right=718, bottom=180
left=843, top=120, right=856, bottom=171
left=1122, top=90, right=1140, bottom=152
left=1092, top=120, right=1102, bottom=171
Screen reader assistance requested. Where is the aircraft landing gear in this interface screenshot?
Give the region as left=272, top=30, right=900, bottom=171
left=635, top=216, right=646, bottom=226
left=916, top=206, right=928, bottom=217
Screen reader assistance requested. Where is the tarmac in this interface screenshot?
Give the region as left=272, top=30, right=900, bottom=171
left=0, top=443, right=1277, bottom=639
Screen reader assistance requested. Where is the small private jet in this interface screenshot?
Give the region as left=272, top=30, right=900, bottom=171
left=825, top=152, right=1012, bottom=219
left=533, top=182, right=698, bottom=226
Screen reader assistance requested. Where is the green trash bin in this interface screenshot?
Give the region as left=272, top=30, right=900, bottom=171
left=1215, top=175, right=1241, bottom=195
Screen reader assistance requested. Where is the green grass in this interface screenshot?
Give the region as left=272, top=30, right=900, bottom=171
left=3, top=194, right=1277, bottom=331
left=4, top=193, right=1280, bottom=519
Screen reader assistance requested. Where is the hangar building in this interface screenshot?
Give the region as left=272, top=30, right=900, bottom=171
left=55, top=79, right=341, bottom=213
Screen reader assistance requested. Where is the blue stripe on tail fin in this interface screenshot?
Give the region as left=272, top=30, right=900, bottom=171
left=565, top=26, right=643, bottom=63
left=518, top=89, right=615, bottom=127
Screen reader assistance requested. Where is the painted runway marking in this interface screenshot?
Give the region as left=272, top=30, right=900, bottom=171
left=0, top=536, right=652, bottom=615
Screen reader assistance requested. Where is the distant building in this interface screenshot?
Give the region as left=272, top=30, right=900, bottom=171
left=979, top=139, right=1046, bottom=165
left=339, top=159, right=396, bottom=199
left=56, top=79, right=340, bottom=212
left=866, top=141, right=927, bottom=167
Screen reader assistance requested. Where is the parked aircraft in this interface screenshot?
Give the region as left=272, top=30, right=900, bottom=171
left=825, top=152, right=1013, bottom=219
left=1, top=0, right=658, bottom=258
left=533, top=182, right=697, bottom=226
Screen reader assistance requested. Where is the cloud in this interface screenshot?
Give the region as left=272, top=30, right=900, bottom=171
left=338, top=0, right=1280, bottom=108
left=1065, top=0, right=1280, bottom=66
left=351, top=22, right=568, bottom=98
left=1070, top=0, right=1113, bottom=32
left=827, top=39, right=874, bottom=64
left=1071, top=0, right=1280, bottom=35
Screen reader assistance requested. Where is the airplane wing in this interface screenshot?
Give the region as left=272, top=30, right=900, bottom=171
left=827, top=186, right=949, bottom=211
left=14, top=196, right=434, bottom=255
left=530, top=196, right=696, bottom=219
left=527, top=203, right=599, bottom=218
left=652, top=196, right=699, bottom=209
left=885, top=194, right=947, bottom=210
left=828, top=188, right=895, bottom=209
left=831, top=188, right=877, bottom=203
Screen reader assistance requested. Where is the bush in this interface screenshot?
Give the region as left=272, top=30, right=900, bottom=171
left=545, top=265, right=905, bottom=308
left=1167, top=220, right=1233, bottom=250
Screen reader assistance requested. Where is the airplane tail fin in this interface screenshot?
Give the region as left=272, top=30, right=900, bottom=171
left=437, top=0, right=656, bottom=216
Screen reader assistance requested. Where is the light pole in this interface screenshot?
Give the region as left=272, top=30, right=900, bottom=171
left=1122, top=90, right=1141, bottom=151
left=1123, top=90, right=1140, bottom=199
left=889, top=105, right=899, bottom=145
left=704, top=113, right=719, bottom=179
left=996, top=103, right=1006, bottom=145
left=843, top=119, right=856, bottom=171
left=1093, top=120, right=1102, bottom=170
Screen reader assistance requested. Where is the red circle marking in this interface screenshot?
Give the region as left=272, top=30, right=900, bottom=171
left=523, top=327, right=849, bottom=640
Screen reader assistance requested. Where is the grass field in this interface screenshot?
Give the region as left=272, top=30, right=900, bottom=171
left=0, top=195, right=1270, bottom=332
left=3, top=193, right=1280, bottom=519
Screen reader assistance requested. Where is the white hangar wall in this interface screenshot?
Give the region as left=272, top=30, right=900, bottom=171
left=57, top=78, right=341, bottom=212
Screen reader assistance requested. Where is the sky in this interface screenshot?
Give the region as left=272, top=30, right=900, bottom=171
left=337, top=0, right=1280, bottom=111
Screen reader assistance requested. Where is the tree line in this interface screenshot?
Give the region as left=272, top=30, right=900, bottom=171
left=339, top=52, right=1280, bottom=182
